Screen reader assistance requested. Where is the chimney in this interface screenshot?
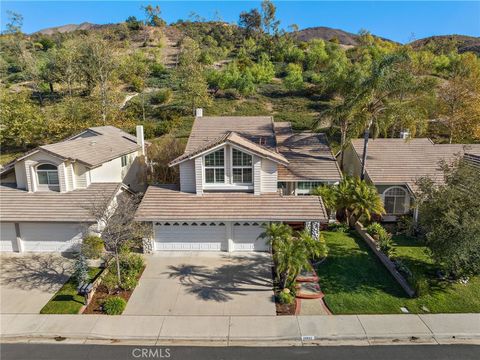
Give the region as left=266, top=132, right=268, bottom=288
left=195, top=108, right=203, bottom=117
left=136, top=125, right=145, bottom=155
left=399, top=130, right=409, bottom=139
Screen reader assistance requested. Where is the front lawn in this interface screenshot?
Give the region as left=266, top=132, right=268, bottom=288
left=40, top=267, right=102, bottom=314
left=318, top=231, right=480, bottom=314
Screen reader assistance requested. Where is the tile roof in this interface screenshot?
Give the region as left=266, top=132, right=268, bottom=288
left=39, top=126, right=141, bottom=167
left=0, top=182, right=121, bottom=222
left=170, top=131, right=288, bottom=166
left=350, top=138, right=480, bottom=192
left=185, top=116, right=277, bottom=152
left=135, top=185, right=328, bottom=222
left=274, top=122, right=342, bottom=182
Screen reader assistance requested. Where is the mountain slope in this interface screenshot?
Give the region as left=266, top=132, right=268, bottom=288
left=293, top=26, right=360, bottom=45
left=34, top=22, right=102, bottom=35
left=409, top=35, right=480, bottom=55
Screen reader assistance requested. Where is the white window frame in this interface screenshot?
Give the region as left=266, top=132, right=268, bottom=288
left=203, top=148, right=226, bottom=184
left=36, top=163, right=60, bottom=190
left=295, top=181, right=325, bottom=195
left=382, top=186, right=409, bottom=215
left=231, top=147, right=253, bottom=185
left=121, top=155, right=128, bottom=167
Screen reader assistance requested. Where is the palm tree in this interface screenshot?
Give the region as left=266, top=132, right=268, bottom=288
left=311, top=184, right=337, bottom=219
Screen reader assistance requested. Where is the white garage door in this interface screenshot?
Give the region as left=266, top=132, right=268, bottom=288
left=0, top=222, right=17, bottom=252
left=233, top=222, right=269, bottom=251
left=155, top=222, right=227, bottom=251
left=21, top=222, right=83, bottom=252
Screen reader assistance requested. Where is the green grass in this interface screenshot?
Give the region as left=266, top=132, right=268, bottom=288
left=40, top=268, right=102, bottom=314
left=318, top=231, right=480, bottom=314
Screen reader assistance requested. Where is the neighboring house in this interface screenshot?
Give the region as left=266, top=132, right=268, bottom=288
left=342, top=138, right=480, bottom=221
left=135, top=114, right=341, bottom=252
left=0, top=125, right=147, bottom=253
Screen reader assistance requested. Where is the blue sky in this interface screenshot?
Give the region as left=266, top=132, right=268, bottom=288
left=1, top=1, right=479, bottom=43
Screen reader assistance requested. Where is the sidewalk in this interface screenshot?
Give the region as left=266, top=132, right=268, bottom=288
left=1, top=313, right=479, bottom=346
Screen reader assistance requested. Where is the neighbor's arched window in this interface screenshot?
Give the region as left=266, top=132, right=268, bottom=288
left=383, top=187, right=408, bottom=214
left=37, top=163, right=59, bottom=186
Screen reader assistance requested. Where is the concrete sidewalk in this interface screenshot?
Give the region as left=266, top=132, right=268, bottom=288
left=1, top=313, right=479, bottom=346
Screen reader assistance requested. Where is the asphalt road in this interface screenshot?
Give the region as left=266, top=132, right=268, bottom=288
left=1, top=344, right=479, bottom=360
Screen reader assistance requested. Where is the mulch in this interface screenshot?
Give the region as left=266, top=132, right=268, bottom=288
left=82, top=266, right=145, bottom=315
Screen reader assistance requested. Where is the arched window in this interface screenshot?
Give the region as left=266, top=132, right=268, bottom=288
left=37, top=164, right=59, bottom=187
left=383, top=187, right=408, bottom=214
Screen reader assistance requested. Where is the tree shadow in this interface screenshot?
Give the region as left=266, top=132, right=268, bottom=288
left=165, top=255, right=273, bottom=302
left=0, top=254, right=74, bottom=292
left=50, top=294, right=84, bottom=305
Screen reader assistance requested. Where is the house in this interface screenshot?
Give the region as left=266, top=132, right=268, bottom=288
left=342, top=138, right=480, bottom=221
left=135, top=114, right=341, bottom=252
left=0, top=125, right=147, bottom=252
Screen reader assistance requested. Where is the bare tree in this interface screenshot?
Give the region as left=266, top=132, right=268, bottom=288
left=87, top=191, right=150, bottom=285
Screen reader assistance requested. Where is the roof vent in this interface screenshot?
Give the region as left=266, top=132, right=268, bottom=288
left=89, top=141, right=97, bottom=146
left=400, top=131, right=410, bottom=139
left=195, top=108, right=203, bottom=117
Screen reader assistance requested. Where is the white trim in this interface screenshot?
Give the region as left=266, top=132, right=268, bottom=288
left=381, top=186, right=410, bottom=215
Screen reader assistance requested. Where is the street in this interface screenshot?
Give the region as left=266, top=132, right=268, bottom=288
left=1, top=344, right=479, bottom=360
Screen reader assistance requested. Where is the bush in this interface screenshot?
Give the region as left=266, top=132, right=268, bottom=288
left=411, top=274, right=430, bottom=297
left=366, top=222, right=384, bottom=238
left=150, top=63, right=167, bottom=77
left=378, top=231, right=396, bottom=258
left=150, top=89, right=172, bottom=105
left=119, top=253, right=145, bottom=274
left=81, top=235, right=104, bottom=259
left=103, top=296, right=126, bottom=315
left=102, top=271, right=119, bottom=294
left=327, top=223, right=349, bottom=233
left=72, top=254, right=89, bottom=286
left=277, top=289, right=295, bottom=305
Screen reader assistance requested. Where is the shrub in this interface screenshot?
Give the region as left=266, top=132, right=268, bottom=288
left=103, top=296, right=126, bottom=315
left=277, top=289, right=295, bottom=305
left=150, top=63, right=167, bottom=77
left=411, top=274, right=430, bottom=297
left=102, top=271, right=119, bottom=294
left=366, top=222, right=384, bottom=238
left=81, top=235, right=104, bottom=259
left=120, top=253, right=145, bottom=274
left=378, top=231, right=396, bottom=258
left=327, top=223, right=349, bottom=233
left=150, top=89, right=172, bottom=105
left=73, top=254, right=90, bottom=286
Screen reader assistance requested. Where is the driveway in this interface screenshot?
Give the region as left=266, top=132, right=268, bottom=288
left=124, top=252, right=276, bottom=316
left=0, top=253, right=74, bottom=314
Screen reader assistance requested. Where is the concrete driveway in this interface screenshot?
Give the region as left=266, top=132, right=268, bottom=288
left=124, top=252, right=276, bottom=316
left=0, top=253, right=74, bottom=314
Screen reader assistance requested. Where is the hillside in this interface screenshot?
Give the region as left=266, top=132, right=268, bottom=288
left=293, top=26, right=360, bottom=46
left=410, top=35, right=480, bottom=55
left=34, top=22, right=106, bottom=35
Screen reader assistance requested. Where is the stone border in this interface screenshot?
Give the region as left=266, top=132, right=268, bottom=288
left=355, top=222, right=415, bottom=297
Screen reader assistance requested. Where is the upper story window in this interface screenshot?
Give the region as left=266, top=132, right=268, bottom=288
left=37, top=163, right=59, bottom=188
left=204, top=149, right=225, bottom=183
left=121, top=155, right=128, bottom=167
left=383, top=187, right=408, bottom=214
left=232, top=148, right=252, bottom=184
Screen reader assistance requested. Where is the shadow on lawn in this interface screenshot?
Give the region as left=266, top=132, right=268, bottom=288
left=317, top=233, right=409, bottom=298
left=165, top=255, right=273, bottom=302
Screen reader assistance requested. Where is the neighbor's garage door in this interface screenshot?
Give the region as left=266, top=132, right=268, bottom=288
left=21, top=222, right=83, bottom=252
left=233, top=222, right=269, bottom=251
left=0, top=222, right=17, bottom=252
left=155, top=222, right=227, bottom=251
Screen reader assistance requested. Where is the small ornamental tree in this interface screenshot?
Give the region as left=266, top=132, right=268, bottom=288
left=416, top=158, right=480, bottom=277
left=73, top=253, right=89, bottom=286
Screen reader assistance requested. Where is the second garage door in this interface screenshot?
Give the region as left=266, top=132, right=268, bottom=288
left=21, top=222, right=83, bottom=252
left=233, top=222, right=269, bottom=251
left=0, top=222, right=18, bottom=252
left=155, top=222, right=227, bottom=251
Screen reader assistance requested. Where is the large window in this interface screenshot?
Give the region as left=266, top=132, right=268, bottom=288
left=37, top=164, right=59, bottom=186
left=232, top=148, right=252, bottom=184
left=383, top=187, right=408, bottom=214
left=296, top=181, right=324, bottom=195
left=204, top=149, right=225, bottom=183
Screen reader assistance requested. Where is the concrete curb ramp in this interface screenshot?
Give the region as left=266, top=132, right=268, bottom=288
left=1, top=313, right=479, bottom=346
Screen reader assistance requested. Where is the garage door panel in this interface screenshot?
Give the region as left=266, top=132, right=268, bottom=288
left=233, top=223, right=269, bottom=252
left=21, top=223, right=83, bottom=252
left=0, top=223, right=17, bottom=252
left=155, top=223, right=227, bottom=251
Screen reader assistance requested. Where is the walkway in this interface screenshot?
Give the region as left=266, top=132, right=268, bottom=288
left=1, top=314, right=479, bottom=346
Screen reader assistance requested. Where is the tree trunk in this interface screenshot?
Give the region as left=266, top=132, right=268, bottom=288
left=340, top=128, right=347, bottom=171
left=49, top=82, right=54, bottom=93
left=115, top=249, right=122, bottom=286
left=360, top=124, right=371, bottom=180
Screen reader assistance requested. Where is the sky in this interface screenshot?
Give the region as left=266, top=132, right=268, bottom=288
left=1, top=1, right=479, bottom=44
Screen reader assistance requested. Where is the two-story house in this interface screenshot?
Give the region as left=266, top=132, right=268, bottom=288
left=135, top=115, right=341, bottom=252
left=0, top=125, right=147, bottom=253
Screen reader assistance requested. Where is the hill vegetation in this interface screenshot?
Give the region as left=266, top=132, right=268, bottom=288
left=1, top=2, right=479, bottom=166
